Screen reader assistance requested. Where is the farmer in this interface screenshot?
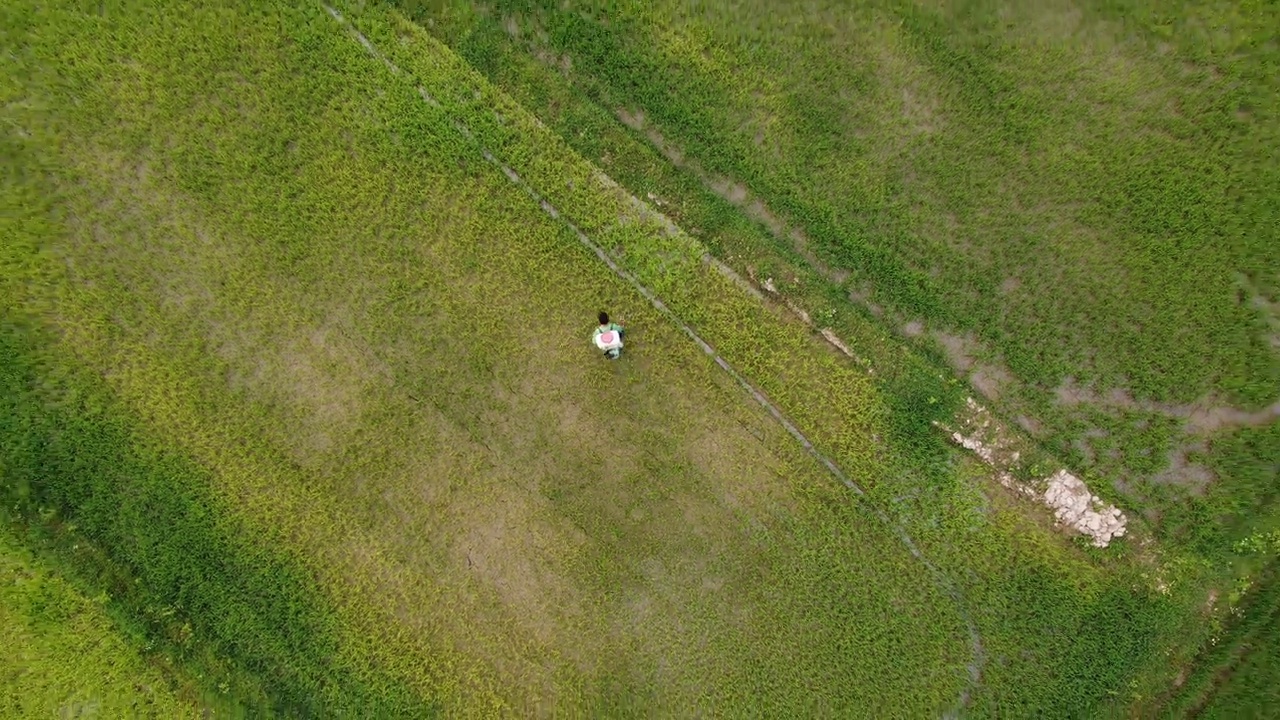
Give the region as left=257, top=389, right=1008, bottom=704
left=592, top=311, right=625, bottom=359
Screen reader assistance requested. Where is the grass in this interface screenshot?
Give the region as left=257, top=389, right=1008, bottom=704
left=388, top=1, right=1280, bottom=712
left=346, top=10, right=1202, bottom=714
left=396, top=0, right=1280, bottom=546
left=0, top=522, right=199, bottom=718
left=0, top=0, right=1264, bottom=716
left=4, top=0, right=970, bottom=714
left=1195, top=608, right=1280, bottom=719
left=0, top=323, right=440, bottom=716
left=452, top=0, right=1280, bottom=405
left=1154, top=559, right=1280, bottom=718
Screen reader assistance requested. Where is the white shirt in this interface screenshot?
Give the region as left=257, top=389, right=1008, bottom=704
left=593, top=329, right=623, bottom=351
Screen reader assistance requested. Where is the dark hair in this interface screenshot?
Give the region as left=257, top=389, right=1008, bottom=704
left=598, top=311, right=610, bottom=325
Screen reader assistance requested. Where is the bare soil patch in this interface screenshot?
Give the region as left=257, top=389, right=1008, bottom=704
left=1055, top=378, right=1280, bottom=435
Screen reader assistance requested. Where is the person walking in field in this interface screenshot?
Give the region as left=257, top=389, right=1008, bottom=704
left=592, top=311, right=625, bottom=359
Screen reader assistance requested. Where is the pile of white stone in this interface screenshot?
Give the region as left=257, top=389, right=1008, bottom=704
left=947, top=429, right=1038, bottom=499
left=940, top=398, right=1128, bottom=548
left=1043, top=470, right=1127, bottom=547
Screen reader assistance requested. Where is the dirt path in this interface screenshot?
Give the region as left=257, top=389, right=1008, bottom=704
left=325, top=5, right=985, bottom=714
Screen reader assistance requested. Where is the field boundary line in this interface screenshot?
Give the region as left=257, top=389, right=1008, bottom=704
left=322, top=5, right=984, bottom=713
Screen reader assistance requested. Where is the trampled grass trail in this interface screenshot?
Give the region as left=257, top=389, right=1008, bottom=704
left=323, top=2, right=989, bottom=710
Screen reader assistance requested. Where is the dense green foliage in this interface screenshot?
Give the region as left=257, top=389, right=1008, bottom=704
left=0, top=329, right=435, bottom=716
left=417, top=0, right=1279, bottom=407
left=1156, top=561, right=1280, bottom=718
left=0, top=523, right=199, bottom=718
left=1197, top=611, right=1280, bottom=719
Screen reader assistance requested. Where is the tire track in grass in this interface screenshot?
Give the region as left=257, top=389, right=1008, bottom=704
left=323, top=5, right=985, bottom=713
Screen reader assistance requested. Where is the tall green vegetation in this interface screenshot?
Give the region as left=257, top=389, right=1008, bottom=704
left=0, top=328, right=436, bottom=716
left=0, top=523, right=200, bottom=718
left=1155, top=560, right=1280, bottom=718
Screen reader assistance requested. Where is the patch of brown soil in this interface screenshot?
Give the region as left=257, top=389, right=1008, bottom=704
left=1016, top=415, right=1043, bottom=435
left=934, top=330, right=978, bottom=373
left=684, top=423, right=796, bottom=518
left=1185, top=400, right=1280, bottom=435
left=1055, top=377, right=1280, bottom=436
left=448, top=480, right=585, bottom=646
left=219, top=307, right=397, bottom=467
left=935, top=329, right=1017, bottom=400
left=971, top=365, right=1013, bottom=402
left=1149, top=442, right=1214, bottom=495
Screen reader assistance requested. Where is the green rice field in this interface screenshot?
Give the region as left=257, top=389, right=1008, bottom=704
left=1, top=0, right=1276, bottom=716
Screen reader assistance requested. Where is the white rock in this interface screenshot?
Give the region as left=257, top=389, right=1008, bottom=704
left=1041, top=469, right=1128, bottom=547
left=945, top=413, right=1129, bottom=547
